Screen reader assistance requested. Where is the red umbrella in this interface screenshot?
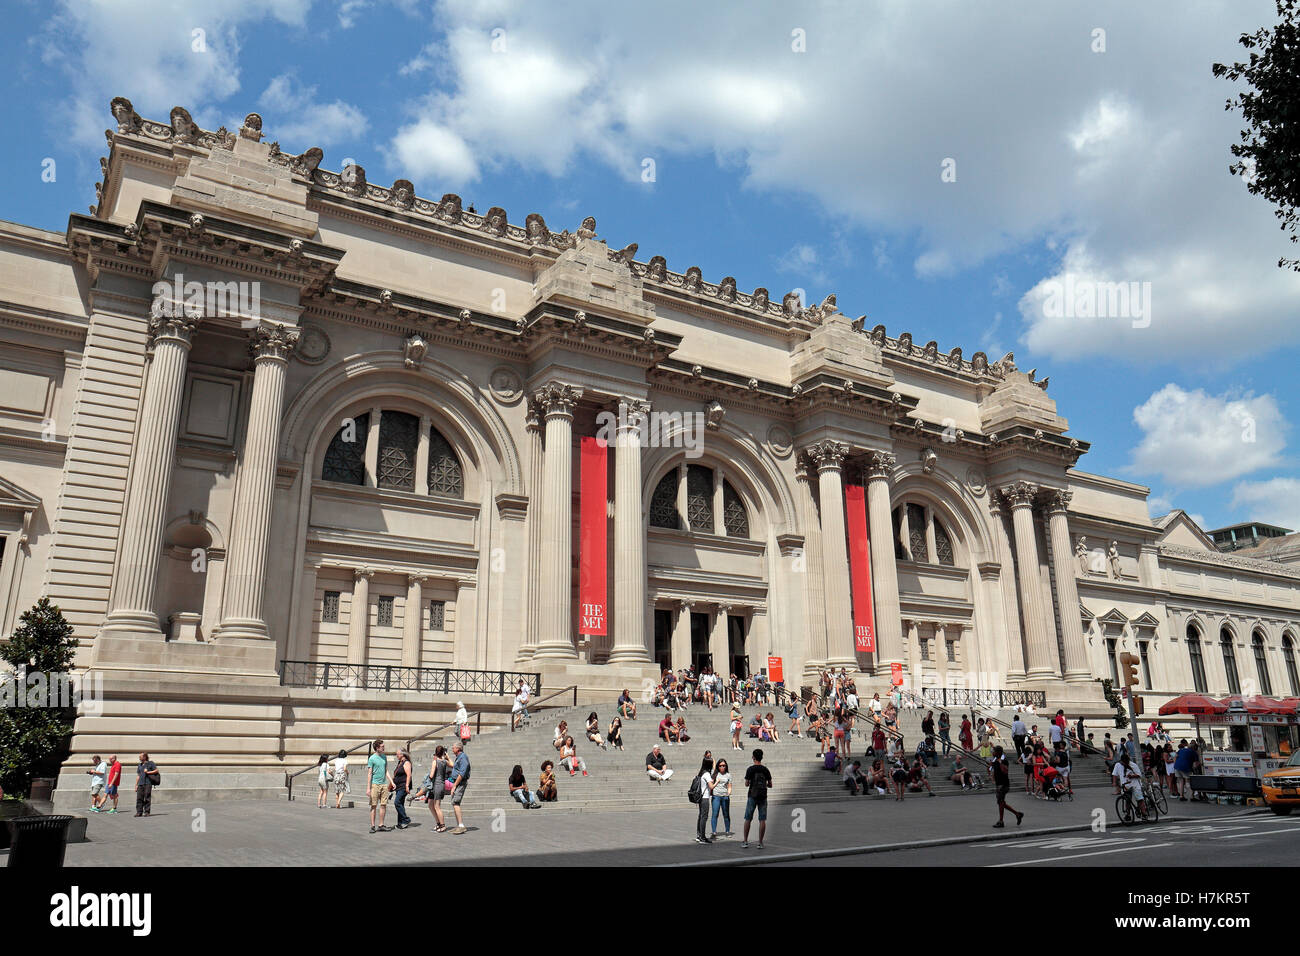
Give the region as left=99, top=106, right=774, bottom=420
left=1158, top=694, right=1227, bottom=716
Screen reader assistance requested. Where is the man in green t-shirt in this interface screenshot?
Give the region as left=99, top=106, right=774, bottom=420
left=367, top=739, right=395, bottom=833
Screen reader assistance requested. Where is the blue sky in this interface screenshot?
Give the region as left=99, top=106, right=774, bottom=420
left=3, top=0, right=1298, bottom=532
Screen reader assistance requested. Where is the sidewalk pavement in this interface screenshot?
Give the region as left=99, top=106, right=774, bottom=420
left=22, top=785, right=1249, bottom=867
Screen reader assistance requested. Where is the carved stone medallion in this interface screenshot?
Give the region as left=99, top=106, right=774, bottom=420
left=766, top=424, right=794, bottom=458
left=489, top=366, right=524, bottom=404
left=294, top=323, right=331, bottom=364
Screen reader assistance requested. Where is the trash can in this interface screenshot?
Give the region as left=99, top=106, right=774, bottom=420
left=6, top=815, right=74, bottom=868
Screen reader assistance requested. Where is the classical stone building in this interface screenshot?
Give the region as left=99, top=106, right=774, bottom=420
left=1, top=100, right=1298, bottom=801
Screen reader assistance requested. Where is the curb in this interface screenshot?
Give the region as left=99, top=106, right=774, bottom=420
left=661, top=806, right=1271, bottom=867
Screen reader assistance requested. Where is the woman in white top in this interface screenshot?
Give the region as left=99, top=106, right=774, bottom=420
left=331, top=749, right=349, bottom=809
left=553, top=720, right=569, bottom=751
left=316, top=754, right=331, bottom=808
left=710, top=758, right=733, bottom=838
left=454, top=701, right=470, bottom=744
left=585, top=712, right=608, bottom=750
left=559, top=736, right=587, bottom=777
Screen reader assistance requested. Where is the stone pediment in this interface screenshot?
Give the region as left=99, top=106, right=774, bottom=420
left=1097, top=608, right=1128, bottom=628
left=0, top=474, right=41, bottom=545
left=789, top=310, right=894, bottom=391
left=533, top=237, right=656, bottom=326
left=1131, top=612, right=1160, bottom=630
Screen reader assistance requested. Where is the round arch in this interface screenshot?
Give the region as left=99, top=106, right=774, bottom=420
left=888, top=462, right=994, bottom=565
left=280, top=353, right=522, bottom=495
left=641, top=420, right=796, bottom=538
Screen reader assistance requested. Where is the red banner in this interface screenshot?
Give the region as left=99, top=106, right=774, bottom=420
left=767, top=656, right=784, bottom=684
left=891, top=662, right=903, bottom=687
left=578, top=435, right=608, bottom=635
left=845, top=483, right=876, bottom=653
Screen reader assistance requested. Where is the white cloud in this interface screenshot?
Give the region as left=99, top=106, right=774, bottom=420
left=1229, top=478, right=1300, bottom=532
left=1129, top=384, right=1288, bottom=488
left=43, top=0, right=312, bottom=144
left=380, top=0, right=1300, bottom=363
left=391, top=119, right=480, bottom=185
left=258, top=74, right=368, bottom=146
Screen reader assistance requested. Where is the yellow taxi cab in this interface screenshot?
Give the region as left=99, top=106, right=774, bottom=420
left=1262, top=750, right=1300, bottom=815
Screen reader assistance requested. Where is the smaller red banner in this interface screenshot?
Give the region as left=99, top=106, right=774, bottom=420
left=890, top=662, right=903, bottom=687
left=767, top=656, right=784, bottom=684
left=845, top=484, right=876, bottom=653
left=578, top=436, right=608, bottom=636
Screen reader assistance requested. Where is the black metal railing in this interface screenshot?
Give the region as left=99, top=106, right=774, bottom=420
left=912, top=687, right=1047, bottom=710
left=279, top=660, right=540, bottom=697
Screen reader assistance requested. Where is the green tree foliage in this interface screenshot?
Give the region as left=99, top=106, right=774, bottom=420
left=0, top=598, right=79, bottom=797
left=1213, top=0, right=1300, bottom=270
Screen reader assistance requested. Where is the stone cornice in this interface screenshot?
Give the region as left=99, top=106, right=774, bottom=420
left=1159, top=543, right=1300, bottom=582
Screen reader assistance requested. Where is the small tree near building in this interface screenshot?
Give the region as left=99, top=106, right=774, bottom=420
left=0, top=598, right=79, bottom=797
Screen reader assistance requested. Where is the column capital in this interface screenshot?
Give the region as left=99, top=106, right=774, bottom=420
left=148, top=314, right=200, bottom=349
left=863, top=449, right=897, bottom=479
left=1000, top=480, right=1040, bottom=508
left=804, top=439, right=849, bottom=472
left=354, top=567, right=375, bottom=582
left=249, top=323, right=300, bottom=363
left=614, top=397, right=652, bottom=435
left=533, top=382, right=580, bottom=419
left=406, top=573, right=429, bottom=588
left=1042, top=487, right=1073, bottom=515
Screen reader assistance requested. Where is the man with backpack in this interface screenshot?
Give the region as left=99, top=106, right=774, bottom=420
left=742, top=749, right=773, bottom=849
left=134, top=752, right=159, bottom=817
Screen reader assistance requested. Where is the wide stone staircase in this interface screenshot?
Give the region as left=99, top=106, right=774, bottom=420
left=288, top=692, right=1116, bottom=814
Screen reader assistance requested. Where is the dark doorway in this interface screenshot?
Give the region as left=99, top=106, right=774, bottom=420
left=728, top=614, right=748, bottom=678
left=653, top=609, right=672, bottom=673
left=690, top=611, right=711, bottom=673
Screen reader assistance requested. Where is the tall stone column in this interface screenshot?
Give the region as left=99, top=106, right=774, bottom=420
left=519, top=399, right=543, bottom=661
left=414, top=414, right=431, bottom=496
left=1044, top=489, right=1092, bottom=682
left=989, top=498, right=1028, bottom=681
left=216, top=324, right=298, bottom=643
left=609, top=398, right=652, bottom=663
left=402, top=574, right=426, bottom=667
left=808, top=440, right=855, bottom=671
left=103, top=315, right=200, bottom=635
left=672, top=599, right=693, bottom=672
left=796, top=454, right=828, bottom=681
left=347, top=568, right=373, bottom=666
left=865, top=451, right=905, bottom=669
left=1002, top=481, right=1055, bottom=679
left=363, top=406, right=382, bottom=487
left=531, top=383, right=580, bottom=660
left=711, top=604, right=733, bottom=675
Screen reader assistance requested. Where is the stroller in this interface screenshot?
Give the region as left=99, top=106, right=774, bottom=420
left=1036, top=764, right=1072, bottom=801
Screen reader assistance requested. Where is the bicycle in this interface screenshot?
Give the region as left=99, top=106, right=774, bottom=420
left=1115, top=783, right=1160, bottom=825
left=1145, top=773, right=1170, bottom=815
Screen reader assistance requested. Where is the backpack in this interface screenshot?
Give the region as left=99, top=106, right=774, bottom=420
left=687, top=774, right=704, bottom=804
left=748, top=766, right=769, bottom=798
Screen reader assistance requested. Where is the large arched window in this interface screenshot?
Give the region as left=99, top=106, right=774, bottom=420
left=1186, top=624, right=1208, bottom=694
left=1283, top=635, right=1299, bottom=696
left=322, top=416, right=369, bottom=485
left=1221, top=628, right=1241, bottom=695
left=648, top=464, right=750, bottom=538
left=892, top=501, right=957, bottom=567
left=1252, top=632, right=1273, bottom=696
left=320, top=409, right=463, bottom=499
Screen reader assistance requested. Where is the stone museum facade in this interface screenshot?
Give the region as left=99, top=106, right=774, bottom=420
left=0, top=100, right=1297, bottom=801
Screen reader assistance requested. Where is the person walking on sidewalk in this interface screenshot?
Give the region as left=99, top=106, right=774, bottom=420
left=104, top=755, right=122, bottom=813
left=741, top=749, right=773, bottom=849
left=711, top=758, right=733, bottom=838
left=448, top=742, right=471, bottom=834
left=392, top=747, right=414, bottom=829
left=693, top=754, right=716, bottom=844
left=134, top=752, right=158, bottom=817
left=990, top=745, right=1023, bottom=828
left=367, top=739, right=394, bottom=833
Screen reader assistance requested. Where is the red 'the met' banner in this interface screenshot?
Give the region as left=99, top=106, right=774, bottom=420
left=845, top=483, right=876, bottom=653
left=578, top=436, right=608, bottom=636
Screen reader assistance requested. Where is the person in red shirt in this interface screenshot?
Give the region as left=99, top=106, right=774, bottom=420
left=104, top=754, right=123, bottom=813
left=658, top=714, right=679, bottom=744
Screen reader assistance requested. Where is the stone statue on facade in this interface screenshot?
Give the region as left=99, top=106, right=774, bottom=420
left=1076, top=536, right=1088, bottom=574
left=1108, top=541, right=1122, bottom=579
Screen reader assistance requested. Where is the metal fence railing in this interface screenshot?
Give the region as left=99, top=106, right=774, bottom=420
left=911, top=687, right=1047, bottom=710
left=278, top=660, right=541, bottom=697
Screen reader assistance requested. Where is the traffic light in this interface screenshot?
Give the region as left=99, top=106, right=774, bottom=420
left=1132, top=696, right=1145, bottom=717
left=1119, top=651, right=1141, bottom=688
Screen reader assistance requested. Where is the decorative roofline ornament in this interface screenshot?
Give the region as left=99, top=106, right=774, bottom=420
left=240, top=113, right=263, bottom=142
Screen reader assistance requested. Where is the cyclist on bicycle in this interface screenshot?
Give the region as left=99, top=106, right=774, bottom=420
left=1115, top=751, right=1149, bottom=818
